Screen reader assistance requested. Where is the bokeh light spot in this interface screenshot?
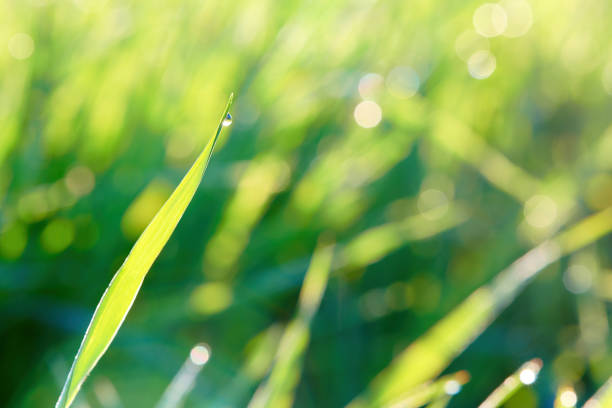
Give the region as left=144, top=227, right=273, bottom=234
left=386, top=66, right=419, bottom=99
left=524, top=195, right=557, bottom=229
left=354, top=101, right=382, bottom=128
left=0, top=223, right=27, bottom=260
left=41, top=218, right=75, bottom=254
left=189, top=344, right=211, bottom=366
left=417, top=189, right=449, bottom=220
left=8, top=33, right=35, bottom=60
left=166, top=132, right=197, bottom=164
left=455, top=30, right=490, bottom=62
left=519, top=367, right=537, bottom=385
left=473, top=3, right=508, bottom=38
left=559, top=389, right=577, bottom=407
left=563, top=264, right=593, bottom=294
left=359, top=288, right=388, bottom=320
left=500, top=0, right=533, bottom=38
left=358, top=73, right=384, bottom=99
left=65, top=165, right=95, bottom=197
left=444, top=380, right=461, bottom=395
left=190, top=282, right=233, bottom=315
left=384, top=282, right=415, bottom=310
left=468, top=50, right=496, bottom=79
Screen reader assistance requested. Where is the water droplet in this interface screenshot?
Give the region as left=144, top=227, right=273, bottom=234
left=519, top=368, right=537, bottom=384
left=444, top=380, right=462, bottom=395
left=189, top=343, right=211, bottom=366
left=222, top=113, right=232, bottom=127
left=353, top=101, right=382, bottom=128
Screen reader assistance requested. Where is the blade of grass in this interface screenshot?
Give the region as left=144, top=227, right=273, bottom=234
left=554, top=385, right=577, bottom=408
left=337, top=202, right=469, bottom=271
left=248, top=236, right=334, bottom=408
left=55, top=94, right=234, bottom=408
left=425, top=395, right=451, bottom=408
left=212, top=325, right=283, bottom=407
left=584, top=377, right=612, bottom=408
left=155, top=344, right=211, bottom=408
left=92, top=378, right=122, bottom=408
left=348, top=206, right=612, bottom=407
left=431, top=111, right=541, bottom=203
left=383, top=371, right=469, bottom=408
left=214, top=203, right=467, bottom=313
left=478, top=359, right=542, bottom=408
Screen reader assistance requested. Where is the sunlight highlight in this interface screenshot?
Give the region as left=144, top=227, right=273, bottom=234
left=524, top=195, right=557, bottom=229
left=8, top=33, right=34, bottom=60
left=559, top=388, right=578, bottom=407
left=468, top=50, right=496, bottom=79
left=358, top=73, right=384, bottom=99
left=190, top=344, right=211, bottom=366
left=500, top=0, right=533, bottom=37
left=354, top=101, right=382, bottom=128
left=386, top=66, right=419, bottom=99
left=473, top=4, right=507, bottom=38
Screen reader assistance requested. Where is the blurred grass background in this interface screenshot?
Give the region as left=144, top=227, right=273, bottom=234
left=1, top=0, right=612, bottom=406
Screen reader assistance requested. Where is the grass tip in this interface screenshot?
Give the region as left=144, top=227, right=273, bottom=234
left=529, top=358, right=543, bottom=369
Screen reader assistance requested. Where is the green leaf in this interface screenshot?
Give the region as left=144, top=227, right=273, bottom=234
left=248, top=236, right=335, bottom=408
left=381, top=371, right=470, bottom=408
left=349, top=206, right=612, bottom=407
left=55, top=93, right=234, bottom=408
left=584, top=377, right=612, bottom=408
left=478, top=359, right=542, bottom=408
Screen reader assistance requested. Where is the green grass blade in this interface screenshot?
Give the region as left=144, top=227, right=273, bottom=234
left=156, top=343, right=211, bottom=408
left=382, top=371, right=469, bottom=408
left=212, top=325, right=283, bottom=407
left=248, top=237, right=334, bottom=408
left=425, top=395, right=451, bottom=408
left=584, top=377, right=612, bottom=408
left=553, top=385, right=577, bottom=408
left=349, top=206, right=612, bottom=407
left=478, top=359, right=542, bottom=408
left=55, top=94, right=234, bottom=408
left=337, top=203, right=468, bottom=271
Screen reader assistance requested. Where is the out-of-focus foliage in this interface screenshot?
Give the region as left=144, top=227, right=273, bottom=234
left=249, top=238, right=333, bottom=408
left=2, top=0, right=612, bottom=407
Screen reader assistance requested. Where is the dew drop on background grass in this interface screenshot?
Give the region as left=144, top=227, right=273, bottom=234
left=222, top=113, right=233, bottom=127
left=519, top=367, right=537, bottom=385
left=354, top=101, right=382, bottom=128
left=467, top=50, right=496, bottom=79
left=189, top=343, right=211, bottom=366
left=559, top=388, right=578, bottom=407
left=444, top=379, right=462, bottom=395
left=8, top=33, right=35, bottom=60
